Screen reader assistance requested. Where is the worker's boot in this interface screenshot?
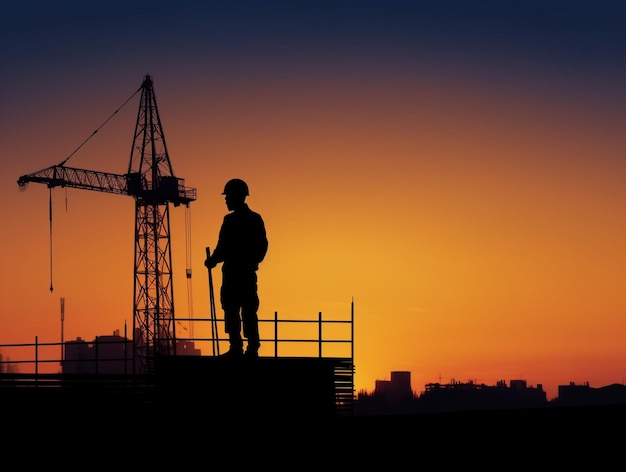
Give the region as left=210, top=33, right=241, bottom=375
left=243, top=320, right=260, bottom=359
left=221, top=332, right=243, bottom=359
left=221, top=345, right=243, bottom=359
left=244, top=343, right=259, bottom=359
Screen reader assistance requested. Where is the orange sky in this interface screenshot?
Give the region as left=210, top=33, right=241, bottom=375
left=1, top=2, right=625, bottom=400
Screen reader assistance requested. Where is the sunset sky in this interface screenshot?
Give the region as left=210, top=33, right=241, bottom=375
left=1, top=1, right=625, bottom=401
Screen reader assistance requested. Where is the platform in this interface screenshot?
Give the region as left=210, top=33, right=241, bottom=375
left=0, top=355, right=354, bottom=424
left=155, top=354, right=354, bottom=419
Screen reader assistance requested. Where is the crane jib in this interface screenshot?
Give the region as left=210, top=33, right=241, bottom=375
left=17, top=165, right=196, bottom=204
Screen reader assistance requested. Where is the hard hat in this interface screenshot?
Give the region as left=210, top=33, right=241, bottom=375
left=222, top=178, right=249, bottom=196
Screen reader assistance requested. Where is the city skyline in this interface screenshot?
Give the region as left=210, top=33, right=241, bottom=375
left=1, top=323, right=623, bottom=403
left=1, top=1, right=625, bottom=401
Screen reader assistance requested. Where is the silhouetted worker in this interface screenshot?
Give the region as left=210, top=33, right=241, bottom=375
left=205, top=178, right=268, bottom=359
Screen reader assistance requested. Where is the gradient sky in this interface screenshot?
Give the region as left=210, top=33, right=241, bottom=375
left=1, top=1, right=625, bottom=400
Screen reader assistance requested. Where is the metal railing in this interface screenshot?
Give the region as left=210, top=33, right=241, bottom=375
left=178, top=310, right=354, bottom=359
left=0, top=309, right=354, bottom=375
left=0, top=309, right=355, bottom=416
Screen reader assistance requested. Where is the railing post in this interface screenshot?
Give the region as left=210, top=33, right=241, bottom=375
left=124, top=323, right=128, bottom=377
left=35, top=335, right=39, bottom=385
left=274, top=311, right=278, bottom=357
left=318, top=311, right=322, bottom=358
left=351, top=298, right=354, bottom=366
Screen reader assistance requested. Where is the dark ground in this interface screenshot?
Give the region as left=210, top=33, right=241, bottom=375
left=3, top=364, right=623, bottom=465
left=3, top=402, right=624, bottom=466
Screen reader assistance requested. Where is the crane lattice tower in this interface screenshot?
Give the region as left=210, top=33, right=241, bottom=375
left=17, top=75, right=197, bottom=373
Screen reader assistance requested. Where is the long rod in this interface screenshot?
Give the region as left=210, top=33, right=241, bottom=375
left=206, top=247, right=220, bottom=356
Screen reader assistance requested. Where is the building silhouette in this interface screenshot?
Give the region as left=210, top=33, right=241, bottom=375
left=418, top=378, right=547, bottom=414
left=63, top=330, right=134, bottom=375
left=356, top=371, right=548, bottom=415
left=356, top=370, right=418, bottom=415
left=62, top=330, right=200, bottom=375
left=554, top=381, right=626, bottom=407
left=374, top=371, right=414, bottom=402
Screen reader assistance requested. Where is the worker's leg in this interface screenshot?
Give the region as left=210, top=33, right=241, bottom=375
left=221, top=279, right=243, bottom=356
left=241, top=272, right=260, bottom=355
left=242, top=306, right=259, bottom=353
left=223, top=307, right=243, bottom=353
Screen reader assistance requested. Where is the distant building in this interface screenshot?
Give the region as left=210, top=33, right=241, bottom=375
left=355, top=374, right=549, bottom=416
left=176, top=340, right=202, bottom=356
left=63, top=330, right=133, bottom=375
left=0, top=353, right=18, bottom=374
left=419, top=379, right=547, bottom=413
left=63, top=330, right=201, bottom=375
left=356, top=371, right=418, bottom=415
left=555, top=382, right=626, bottom=407
left=375, top=371, right=414, bottom=402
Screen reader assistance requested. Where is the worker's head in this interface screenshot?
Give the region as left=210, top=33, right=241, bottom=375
left=222, top=178, right=249, bottom=210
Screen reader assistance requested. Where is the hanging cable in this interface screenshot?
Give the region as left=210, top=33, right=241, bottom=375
left=48, top=188, right=54, bottom=293
left=57, top=86, right=141, bottom=167
left=185, top=204, right=194, bottom=339
left=43, top=87, right=141, bottom=291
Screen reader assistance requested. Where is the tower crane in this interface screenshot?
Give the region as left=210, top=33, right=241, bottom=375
left=17, top=75, right=197, bottom=373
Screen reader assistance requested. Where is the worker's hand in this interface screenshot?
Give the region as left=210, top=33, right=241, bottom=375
left=204, top=258, right=217, bottom=269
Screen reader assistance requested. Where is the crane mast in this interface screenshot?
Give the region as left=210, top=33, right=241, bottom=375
left=17, top=75, right=197, bottom=373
